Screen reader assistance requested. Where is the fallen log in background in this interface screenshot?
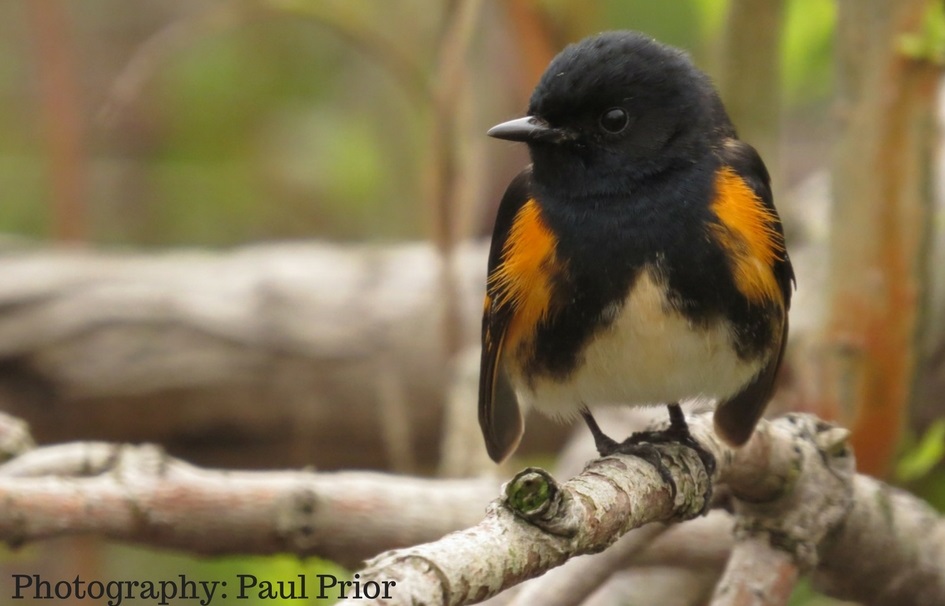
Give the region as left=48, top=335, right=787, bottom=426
left=0, top=240, right=579, bottom=470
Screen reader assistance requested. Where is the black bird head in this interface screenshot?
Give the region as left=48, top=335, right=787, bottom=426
left=489, top=31, right=735, bottom=199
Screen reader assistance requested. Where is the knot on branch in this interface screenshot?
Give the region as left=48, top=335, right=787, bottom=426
left=274, top=485, right=320, bottom=551
left=503, top=467, right=578, bottom=537
left=0, top=411, right=34, bottom=463
left=113, top=443, right=171, bottom=480
left=732, top=413, right=855, bottom=570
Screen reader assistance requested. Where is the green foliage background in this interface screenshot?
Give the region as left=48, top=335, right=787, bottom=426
left=0, top=0, right=835, bottom=246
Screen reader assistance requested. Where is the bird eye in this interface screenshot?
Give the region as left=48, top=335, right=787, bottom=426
left=599, top=107, right=629, bottom=133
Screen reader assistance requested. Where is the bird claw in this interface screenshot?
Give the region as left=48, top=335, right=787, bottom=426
left=582, top=406, right=715, bottom=515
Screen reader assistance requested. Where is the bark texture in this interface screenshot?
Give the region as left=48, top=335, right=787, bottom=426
left=339, top=414, right=945, bottom=606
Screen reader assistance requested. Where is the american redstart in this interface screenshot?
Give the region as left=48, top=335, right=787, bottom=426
left=478, top=31, right=794, bottom=477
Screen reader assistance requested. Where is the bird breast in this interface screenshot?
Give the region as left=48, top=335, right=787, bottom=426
left=514, top=267, right=766, bottom=419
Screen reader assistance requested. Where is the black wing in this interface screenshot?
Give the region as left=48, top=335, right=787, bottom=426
left=713, top=140, right=795, bottom=446
left=478, top=168, right=533, bottom=462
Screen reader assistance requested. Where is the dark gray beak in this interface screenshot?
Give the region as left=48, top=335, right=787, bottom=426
left=487, top=116, right=551, bottom=142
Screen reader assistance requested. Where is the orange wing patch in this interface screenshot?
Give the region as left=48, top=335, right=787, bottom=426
left=710, top=167, right=785, bottom=305
left=489, top=199, right=560, bottom=353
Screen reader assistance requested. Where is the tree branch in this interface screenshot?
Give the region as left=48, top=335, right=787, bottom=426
left=340, top=413, right=944, bottom=606
left=0, top=429, right=497, bottom=569
left=814, top=474, right=945, bottom=606
left=1, top=409, right=942, bottom=604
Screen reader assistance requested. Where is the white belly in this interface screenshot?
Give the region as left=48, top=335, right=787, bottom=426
left=513, top=269, right=764, bottom=419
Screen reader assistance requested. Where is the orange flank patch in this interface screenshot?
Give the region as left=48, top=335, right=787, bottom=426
left=710, top=167, right=785, bottom=305
left=489, top=199, right=560, bottom=352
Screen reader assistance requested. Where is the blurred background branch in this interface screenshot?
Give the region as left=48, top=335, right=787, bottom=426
left=25, top=0, right=87, bottom=243
left=0, top=242, right=578, bottom=471
left=716, top=0, right=785, bottom=187
left=824, top=0, right=941, bottom=476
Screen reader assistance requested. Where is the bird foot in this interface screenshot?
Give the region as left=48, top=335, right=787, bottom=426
left=581, top=406, right=715, bottom=514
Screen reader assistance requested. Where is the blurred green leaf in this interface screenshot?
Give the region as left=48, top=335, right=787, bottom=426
left=788, top=577, right=855, bottom=605
left=896, top=420, right=945, bottom=482
left=105, top=543, right=350, bottom=605
left=602, top=0, right=708, bottom=57
left=0, top=157, right=49, bottom=236
left=782, top=0, right=835, bottom=105
left=898, top=0, right=945, bottom=65
left=691, top=0, right=728, bottom=40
